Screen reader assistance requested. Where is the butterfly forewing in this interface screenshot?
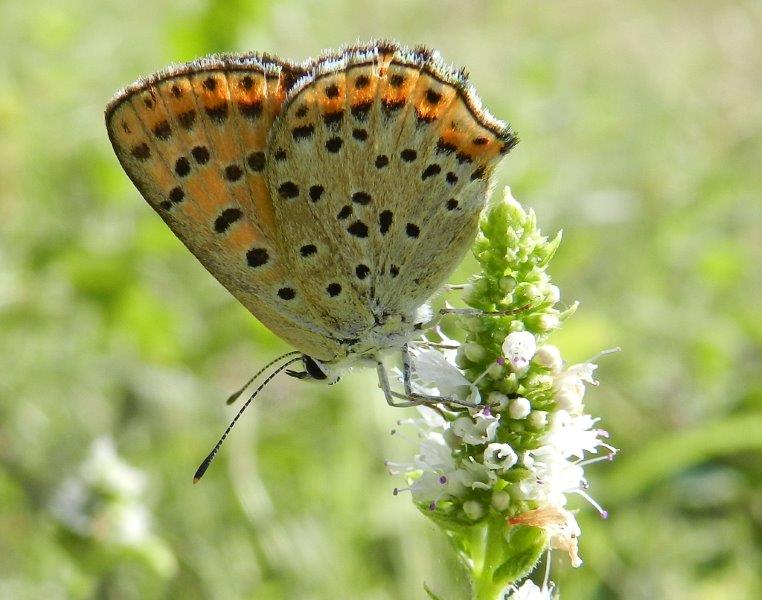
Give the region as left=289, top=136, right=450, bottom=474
left=106, top=56, right=344, bottom=360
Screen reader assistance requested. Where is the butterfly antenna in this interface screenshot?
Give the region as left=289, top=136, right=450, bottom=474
left=194, top=356, right=302, bottom=484
left=226, top=350, right=301, bottom=404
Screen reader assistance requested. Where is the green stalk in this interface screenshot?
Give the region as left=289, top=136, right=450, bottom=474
left=470, top=518, right=508, bottom=600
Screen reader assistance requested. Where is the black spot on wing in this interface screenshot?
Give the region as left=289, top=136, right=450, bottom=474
left=205, top=103, right=228, bottom=123
left=325, top=137, right=343, bottom=153
left=174, top=156, right=190, bottom=177
left=309, top=185, right=324, bottom=202
left=214, top=208, right=243, bottom=233
left=300, top=244, right=317, bottom=257
left=278, top=181, right=299, bottom=199
left=247, top=247, right=269, bottom=267
left=292, top=124, right=315, bottom=141
left=421, top=164, right=441, bottom=180
left=379, top=210, right=393, bottom=234
left=347, top=220, right=369, bottom=238
left=225, top=164, right=243, bottom=182
left=247, top=152, right=265, bottom=172
left=278, top=287, right=296, bottom=300
left=152, top=120, right=171, bottom=140
left=239, top=100, right=262, bottom=120
left=130, top=143, right=150, bottom=160
left=401, top=149, right=417, bottom=162
left=177, top=110, right=196, bottom=130
left=191, top=145, right=210, bottom=164
left=352, top=192, right=371, bottom=206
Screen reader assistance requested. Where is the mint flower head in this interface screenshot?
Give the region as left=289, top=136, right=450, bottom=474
left=388, top=189, right=616, bottom=600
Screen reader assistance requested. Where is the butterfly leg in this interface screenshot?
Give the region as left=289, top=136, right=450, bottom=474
left=438, top=303, right=532, bottom=318
left=398, top=344, right=480, bottom=409
left=376, top=362, right=425, bottom=408
left=375, top=350, right=480, bottom=409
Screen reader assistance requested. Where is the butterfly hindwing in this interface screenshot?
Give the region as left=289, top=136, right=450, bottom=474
left=267, top=44, right=516, bottom=329
left=265, top=52, right=384, bottom=338
left=374, top=65, right=515, bottom=315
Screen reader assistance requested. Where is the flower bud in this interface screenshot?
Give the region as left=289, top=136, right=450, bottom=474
left=556, top=387, right=584, bottom=412
left=536, top=314, right=560, bottom=332
left=464, top=342, right=486, bottom=363
left=509, top=397, right=531, bottom=419
left=491, top=490, right=511, bottom=511
left=527, top=410, right=548, bottom=429
left=546, top=284, right=561, bottom=304
left=488, top=391, right=510, bottom=411
left=463, top=500, right=485, bottom=521
left=534, top=344, right=563, bottom=373
left=499, top=276, right=516, bottom=292
left=487, top=361, right=504, bottom=380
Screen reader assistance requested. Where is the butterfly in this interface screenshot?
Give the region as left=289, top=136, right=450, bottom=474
left=106, top=41, right=517, bottom=478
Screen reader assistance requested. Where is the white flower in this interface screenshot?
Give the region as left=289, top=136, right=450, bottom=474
left=408, top=454, right=496, bottom=505
left=483, top=443, right=518, bottom=472
left=502, top=331, right=537, bottom=372
left=554, top=362, right=598, bottom=413
left=452, top=409, right=500, bottom=445
left=518, top=445, right=585, bottom=508
left=402, top=345, right=480, bottom=403
left=504, top=579, right=555, bottom=599
left=545, top=410, right=606, bottom=460
left=509, top=397, right=532, bottom=419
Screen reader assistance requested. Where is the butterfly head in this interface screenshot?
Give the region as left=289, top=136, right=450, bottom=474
left=286, top=354, right=341, bottom=385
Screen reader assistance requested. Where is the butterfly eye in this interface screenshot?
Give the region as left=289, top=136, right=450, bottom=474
left=304, top=356, right=328, bottom=380
left=285, top=355, right=329, bottom=381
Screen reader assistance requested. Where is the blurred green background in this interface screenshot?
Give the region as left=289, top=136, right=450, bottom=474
left=1, top=1, right=760, bottom=598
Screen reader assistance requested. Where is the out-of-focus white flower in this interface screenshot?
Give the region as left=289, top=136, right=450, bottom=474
left=81, top=438, right=146, bottom=497
left=504, top=579, right=555, bottom=599
left=509, top=397, right=532, bottom=419
left=502, top=331, right=537, bottom=372
left=554, top=362, right=598, bottom=413
left=483, top=443, right=518, bottom=472
left=50, top=437, right=151, bottom=546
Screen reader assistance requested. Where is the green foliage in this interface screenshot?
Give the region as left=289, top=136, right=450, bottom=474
left=1, top=1, right=760, bottom=598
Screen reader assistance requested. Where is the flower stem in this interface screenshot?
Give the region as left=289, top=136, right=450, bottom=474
left=470, top=518, right=507, bottom=600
